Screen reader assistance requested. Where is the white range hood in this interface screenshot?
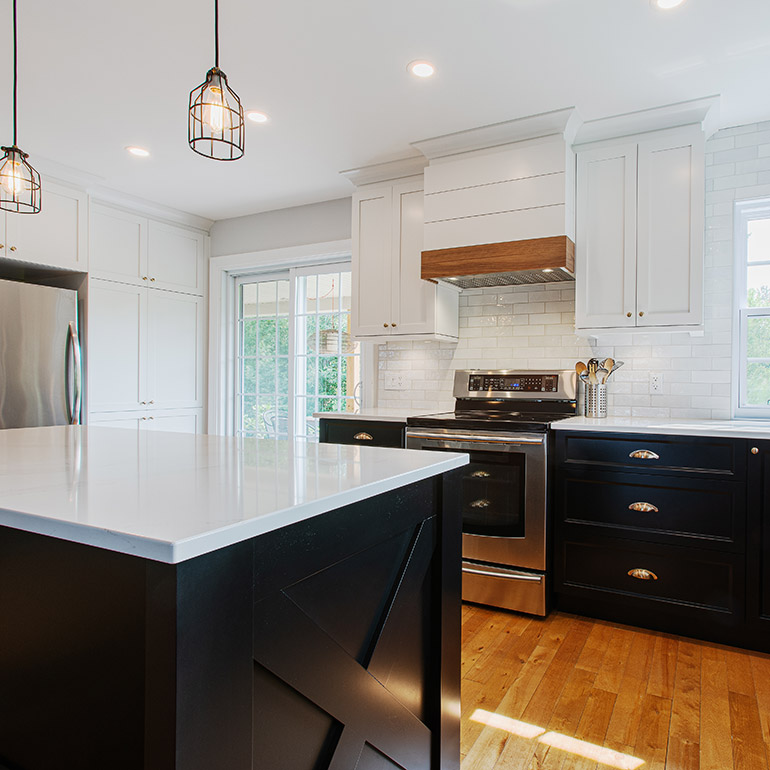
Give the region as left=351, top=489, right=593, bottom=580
left=412, top=108, right=581, bottom=287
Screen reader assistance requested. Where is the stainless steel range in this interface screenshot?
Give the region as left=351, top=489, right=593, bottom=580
left=405, top=369, right=577, bottom=616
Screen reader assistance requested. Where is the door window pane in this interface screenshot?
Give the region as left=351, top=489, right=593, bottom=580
left=235, top=267, right=361, bottom=441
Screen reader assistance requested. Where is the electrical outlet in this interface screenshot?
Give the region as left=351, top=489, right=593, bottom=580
left=384, top=374, right=407, bottom=391
left=650, top=372, right=662, bottom=394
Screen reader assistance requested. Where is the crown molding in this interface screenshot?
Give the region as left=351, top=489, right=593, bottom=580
left=411, top=108, right=582, bottom=160
left=88, top=187, right=214, bottom=232
left=574, top=95, right=721, bottom=145
left=340, top=155, right=428, bottom=187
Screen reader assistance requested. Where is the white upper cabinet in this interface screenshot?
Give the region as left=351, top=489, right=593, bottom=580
left=575, top=125, right=705, bottom=333
left=90, top=204, right=205, bottom=296
left=147, top=221, right=205, bottom=295
left=2, top=180, right=87, bottom=270
left=348, top=166, right=458, bottom=342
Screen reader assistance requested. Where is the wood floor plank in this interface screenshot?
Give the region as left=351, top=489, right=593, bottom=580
left=604, top=629, right=657, bottom=751
left=553, top=686, right=617, bottom=770
left=633, top=694, right=672, bottom=770
left=648, top=634, right=679, bottom=699
left=666, top=641, right=702, bottom=770
left=574, top=619, right=615, bottom=673
left=725, top=648, right=757, bottom=697
left=749, top=654, right=770, bottom=753
left=593, top=625, right=635, bottom=694
left=699, top=645, right=733, bottom=770
left=729, top=691, right=769, bottom=770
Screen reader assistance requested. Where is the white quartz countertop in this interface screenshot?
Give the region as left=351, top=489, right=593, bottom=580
left=0, top=426, right=468, bottom=564
left=313, top=409, right=420, bottom=423
left=553, top=416, right=770, bottom=440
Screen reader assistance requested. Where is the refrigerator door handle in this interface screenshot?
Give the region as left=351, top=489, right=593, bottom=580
left=67, top=322, right=82, bottom=425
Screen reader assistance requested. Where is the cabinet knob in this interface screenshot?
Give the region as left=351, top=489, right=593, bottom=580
left=628, top=502, right=659, bottom=513
left=0, top=244, right=4, bottom=249
left=639, top=311, right=645, bottom=317
left=383, top=323, right=388, bottom=328
left=752, top=447, right=759, bottom=455
left=150, top=277, right=156, bottom=282
left=141, top=416, right=147, bottom=421
left=353, top=432, right=373, bottom=441
left=148, top=416, right=154, bottom=420
left=628, top=568, right=658, bottom=581
left=142, top=276, right=148, bottom=281
left=626, top=312, right=632, bottom=318
left=148, top=400, right=154, bottom=405
left=629, top=449, right=659, bottom=460
left=391, top=323, right=397, bottom=328
left=140, top=401, right=147, bottom=405
left=9, top=246, right=16, bottom=252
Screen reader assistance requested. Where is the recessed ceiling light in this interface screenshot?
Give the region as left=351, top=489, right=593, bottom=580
left=652, top=0, right=686, bottom=9
left=246, top=111, right=270, bottom=123
left=408, top=60, right=435, bottom=78
left=126, top=146, right=150, bottom=157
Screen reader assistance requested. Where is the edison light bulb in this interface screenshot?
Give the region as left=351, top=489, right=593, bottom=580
left=0, top=156, right=26, bottom=196
left=204, top=85, right=232, bottom=133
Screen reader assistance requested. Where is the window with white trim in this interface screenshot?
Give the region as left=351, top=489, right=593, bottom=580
left=234, top=262, right=363, bottom=440
left=736, top=200, right=770, bottom=416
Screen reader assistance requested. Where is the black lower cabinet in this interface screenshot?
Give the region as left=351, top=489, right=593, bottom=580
left=552, top=430, right=770, bottom=653
left=748, top=440, right=770, bottom=650
left=0, top=474, right=461, bottom=770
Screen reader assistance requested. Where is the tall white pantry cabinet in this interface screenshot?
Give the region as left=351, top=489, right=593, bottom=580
left=87, top=203, right=207, bottom=434
left=575, top=124, right=705, bottom=333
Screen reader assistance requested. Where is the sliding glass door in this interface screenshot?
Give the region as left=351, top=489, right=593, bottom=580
left=234, top=264, right=362, bottom=440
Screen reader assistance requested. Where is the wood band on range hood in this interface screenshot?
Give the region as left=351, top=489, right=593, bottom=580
left=421, top=235, right=575, bottom=280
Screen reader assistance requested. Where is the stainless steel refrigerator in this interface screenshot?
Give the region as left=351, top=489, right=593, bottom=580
left=0, top=277, right=82, bottom=428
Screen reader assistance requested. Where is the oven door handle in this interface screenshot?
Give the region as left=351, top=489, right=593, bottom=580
left=462, top=566, right=543, bottom=582
left=405, top=431, right=544, bottom=446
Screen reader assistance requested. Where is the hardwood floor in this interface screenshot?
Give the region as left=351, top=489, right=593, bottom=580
left=460, top=604, right=770, bottom=770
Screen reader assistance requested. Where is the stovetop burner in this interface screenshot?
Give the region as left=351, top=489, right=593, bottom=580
left=406, top=369, right=578, bottom=433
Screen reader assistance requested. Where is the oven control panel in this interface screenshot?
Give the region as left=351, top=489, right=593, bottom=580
left=467, top=373, right=559, bottom=393
left=454, top=370, right=577, bottom=400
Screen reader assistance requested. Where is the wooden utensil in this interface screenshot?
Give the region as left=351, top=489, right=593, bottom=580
left=575, top=361, right=587, bottom=378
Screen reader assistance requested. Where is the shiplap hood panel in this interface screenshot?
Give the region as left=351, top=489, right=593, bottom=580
left=413, top=108, right=580, bottom=286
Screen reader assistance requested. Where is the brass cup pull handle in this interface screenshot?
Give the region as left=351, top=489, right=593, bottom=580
left=629, top=449, right=660, bottom=460
left=628, top=568, right=658, bottom=581
left=628, top=502, right=659, bottom=513
left=470, top=470, right=491, bottom=478
left=469, top=499, right=491, bottom=508
left=353, top=432, right=373, bottom=441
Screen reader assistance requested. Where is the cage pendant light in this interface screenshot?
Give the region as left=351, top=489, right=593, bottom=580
left=0, top=0, right=41, bottom=214
left=188, top=0, right=245, bottom=161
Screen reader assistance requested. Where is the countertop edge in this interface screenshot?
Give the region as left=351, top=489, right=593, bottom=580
left=0, top=451, right=469, bottom=565
left=552, top=417, right=770, bottom=440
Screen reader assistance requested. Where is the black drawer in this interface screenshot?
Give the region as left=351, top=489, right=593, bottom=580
left=558, top=471, right=745, bottom=550
left=557, top=536, right=741, bottom=617
left=318, top=419, right=405, bottom=448
left=557, top=431, right=745, bottom=478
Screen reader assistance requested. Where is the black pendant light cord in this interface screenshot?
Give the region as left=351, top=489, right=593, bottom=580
left=214, top=0, right=219, bottom=69
left=12, top=0, right=18, bottom=146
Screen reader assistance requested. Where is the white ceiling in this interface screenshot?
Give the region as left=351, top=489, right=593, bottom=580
left=7, top=0, right=770, bottom=221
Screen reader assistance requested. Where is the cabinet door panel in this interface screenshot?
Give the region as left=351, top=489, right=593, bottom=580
left=90, top=205, right=147, bottom=285
left=88, top=280, right=147, bottom=412
left=6, top=182, right=87, bottom=270
left=393, top=182, right=435, bottom=335
left=575, top=144, right=637, bottom=329
left=146, top=291, right=203, bottom=409
left=637, top=130, right=704, bottom=326
left=88, top=412, right=143, bottom=433
left=147, top=221, right=205, bottom=296
left=352, top=189, right=392, bottom=336
left=146, top=409, right=202, bottom=434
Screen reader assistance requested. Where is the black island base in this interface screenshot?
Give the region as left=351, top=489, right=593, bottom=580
left=0, top=472, right=461, bottom=770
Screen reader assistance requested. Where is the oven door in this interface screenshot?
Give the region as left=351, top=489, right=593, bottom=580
left=405, top=429, right=546, bottom=572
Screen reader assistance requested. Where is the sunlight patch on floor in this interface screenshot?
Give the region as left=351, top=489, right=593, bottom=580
left=471, top=708, right=645, bottom=770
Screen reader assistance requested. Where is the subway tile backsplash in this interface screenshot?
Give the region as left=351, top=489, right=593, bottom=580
left=376, top=121, right=770, bottom=419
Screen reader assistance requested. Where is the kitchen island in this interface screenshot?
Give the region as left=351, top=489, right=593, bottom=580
left=0, top=427, right=467, bottom=770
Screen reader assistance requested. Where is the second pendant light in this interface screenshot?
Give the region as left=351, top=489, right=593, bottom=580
left=188, top=0, right=245, bottom=161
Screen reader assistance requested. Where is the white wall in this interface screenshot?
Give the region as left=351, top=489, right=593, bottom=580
left=376, top=121, right=770, bottom=419
left=210, top=197, right=351, bottom=257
